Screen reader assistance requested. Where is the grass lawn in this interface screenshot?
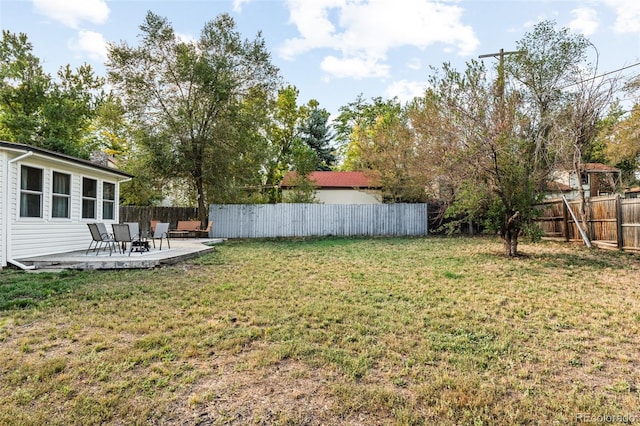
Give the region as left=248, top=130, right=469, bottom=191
left=1, top=236, right=640, bottom=425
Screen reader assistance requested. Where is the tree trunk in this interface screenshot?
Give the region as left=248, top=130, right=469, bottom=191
left=501, top=211, right=521, bottom=257
left=503, top=229, right=519, bottom=257
left=194, top=168, right=208, bottom=229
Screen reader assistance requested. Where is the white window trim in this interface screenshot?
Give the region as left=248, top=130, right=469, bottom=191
left=102, top=181, right=116, bottom=221
left=19, top=165, right=44, bottom=219
left=51, top=170, right=72, bottom=220
left=82, top=177, right=98, bottom=220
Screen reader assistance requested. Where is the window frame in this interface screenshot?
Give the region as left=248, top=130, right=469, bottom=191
left=102, top=181, right=116, bottom=221
left=51, top=171, right=71, bottom=219
left=82, top=177, right=98, bottom=220
left=19, top=165, right=43, bottom=218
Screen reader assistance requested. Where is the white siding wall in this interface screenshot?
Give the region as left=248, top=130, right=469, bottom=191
left=314, top=189, right=381, bottom=204
left=0, top=151, right=6, bottom=267
left=5, top=151, right=124, bottom=261
left=282, top=188, right=382, bottom=204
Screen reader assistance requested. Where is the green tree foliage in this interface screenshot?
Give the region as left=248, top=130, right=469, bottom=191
left=402, top=21, right=603, bottom=256
left=263, top=85, right=304, bottom=202
left=299, top=101, right=336, bottom=171
left=107, top=11, right=280, bottom=224
left=605, top=103, right=640, bottom=184
left=0, top=30, right=104, bottom=157
left=334, top=96, right=428, bottom=202
left=262, top=85, right=327, bottom=203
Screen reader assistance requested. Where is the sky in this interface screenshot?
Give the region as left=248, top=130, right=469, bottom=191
left=2, top=0, right=640, bottom=117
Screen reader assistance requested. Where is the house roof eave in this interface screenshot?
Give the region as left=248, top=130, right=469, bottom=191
left=0, top=141, right=133, bottom=180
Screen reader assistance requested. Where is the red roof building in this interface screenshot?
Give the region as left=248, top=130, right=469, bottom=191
left=281, top=171, right=380, bottom=189
left=281, top=171, right=382, bottom=204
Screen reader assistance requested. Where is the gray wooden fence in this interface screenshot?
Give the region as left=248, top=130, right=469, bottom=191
left=208, top=203, right=428, bottom=238
left=534, top=195, right=640, bottom=251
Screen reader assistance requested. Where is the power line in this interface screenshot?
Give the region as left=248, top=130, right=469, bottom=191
left=560, top=61, right=640, bottom=89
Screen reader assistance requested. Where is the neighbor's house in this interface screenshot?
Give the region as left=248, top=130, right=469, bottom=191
left=281, top=171, right=382, bottom=204
left=546, top=163, right=621, bottom=200
left=0, top=141, right=132, bottom=270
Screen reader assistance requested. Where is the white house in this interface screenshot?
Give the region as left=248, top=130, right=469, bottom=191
left=281, top=171, right=382, bottom=204
left=546, top=163, right=621, bottom=200
left=0, top=141, right=132, bottom=270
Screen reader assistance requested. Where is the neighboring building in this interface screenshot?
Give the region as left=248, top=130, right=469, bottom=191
left=0, top=141, right=132, bottom=269
left=624, top=187, right=640, bottom=199
left=281, top=171, right=382, bottom=204
left=547, top=163, right=620, bottom=200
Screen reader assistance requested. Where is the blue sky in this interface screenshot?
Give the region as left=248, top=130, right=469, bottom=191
left=2, top=0, right=640, bottom=117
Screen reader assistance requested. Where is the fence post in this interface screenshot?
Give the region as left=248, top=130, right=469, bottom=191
left=616, top=194, right=624, bottom=250
left=562, top=200, right=569, bottom=241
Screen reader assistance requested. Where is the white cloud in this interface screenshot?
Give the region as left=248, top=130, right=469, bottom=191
left=33, top=0, right=109, bottom=29
left=321, top=55, right=390, bottom=79
left=407, top=58, right=422, bottom=71
left=69, top=30, right=108, bottom=61
left=232, top=0, right=252, bottom=13
left=568, top=7, right=599, bottom=36
left=603, top=0, right=640, bottom=33
left=385, top=79, right=427, bottom=103
left=176, top=32, right=197, bottom=45
left=279, top=0, right=478, bottom=79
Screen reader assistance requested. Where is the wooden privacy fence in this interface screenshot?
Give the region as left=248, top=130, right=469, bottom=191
left=534, top=195, right=640, bottom=251
left=119, top=206, right=198, bottom=234
left=208, top=203, right=428, bottom=238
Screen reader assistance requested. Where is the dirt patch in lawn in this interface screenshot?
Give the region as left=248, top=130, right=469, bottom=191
left=167, top=355, right=379, bottom=426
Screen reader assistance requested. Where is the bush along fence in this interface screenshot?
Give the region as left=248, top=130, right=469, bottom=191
left=534, top=194, right=640, bottom=251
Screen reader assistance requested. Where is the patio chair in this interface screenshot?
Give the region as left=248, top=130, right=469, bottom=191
left=86, top=223, right=117, bottom=255
left=124, top=222, right=141, bottom=240
left=112, top=223, right=135, bottom=256
left=124, top=222, right=149, bottom=253
left=150, top=222, right=171, bottom=250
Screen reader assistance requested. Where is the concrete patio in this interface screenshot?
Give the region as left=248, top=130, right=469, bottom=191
left=15, top=238, right=224, bottom=271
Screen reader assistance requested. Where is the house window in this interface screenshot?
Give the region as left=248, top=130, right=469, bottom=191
left=20, top=165, right=43, bottom=218
left=52, top=172, right=71, bottom=218
left=580, top=172, right=589, bottom=185
left=82, top=177, right=97, bottom=219
left=102, top=182, right=115, bottom=220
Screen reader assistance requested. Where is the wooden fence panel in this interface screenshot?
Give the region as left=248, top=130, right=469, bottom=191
left=621, top=198, right=640, bottom=251
left=207, top=203, right=428, bottom=238
left=119, top=206, right=198, bottom=234
left=535, top=195, right=640, bottom=251
left=535, top=200, right=566, bottom=239
left=588, top=196, right=618, bottom=243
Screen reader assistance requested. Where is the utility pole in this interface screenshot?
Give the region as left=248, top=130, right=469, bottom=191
left=478, top=49, right=525, bottom=122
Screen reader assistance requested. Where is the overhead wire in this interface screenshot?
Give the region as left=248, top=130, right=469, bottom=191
left=560, top=61, right=640, bottom=89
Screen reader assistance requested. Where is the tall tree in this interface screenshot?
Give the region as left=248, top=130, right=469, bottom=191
left=107, top=11, right=280, bottom=225
left=417, top=21, right=604, bottom=256
left=299, top=101, right=336, bottom=171
left=0, top=30, right=104, bottom=157
left=505, top=20, right=617, bottom=236
left=336, top=96, right=432, bottom=202
left=263, top=85, right=304, bottom=203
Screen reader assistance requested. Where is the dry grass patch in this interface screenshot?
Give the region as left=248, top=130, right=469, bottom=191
left=1, top=236, right=640, bottom=424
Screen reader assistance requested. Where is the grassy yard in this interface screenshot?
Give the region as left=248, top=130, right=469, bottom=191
left=1, top=236, right=640, bottom=425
